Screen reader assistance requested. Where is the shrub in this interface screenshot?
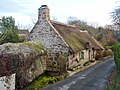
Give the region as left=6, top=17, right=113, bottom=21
left=112, top=44, right=120, bottom=74
left=95, top=51, right=103, bottom=60
left=95, top=49, right=113, bottom=60
left=102, top=49, right=113, bottom=57
left=0, top=16, right=19, bottom=45
left=26, top=74, right=65, bottom=90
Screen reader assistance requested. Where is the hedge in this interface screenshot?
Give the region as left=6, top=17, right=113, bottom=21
left=112, top=44, right=120, bottom=74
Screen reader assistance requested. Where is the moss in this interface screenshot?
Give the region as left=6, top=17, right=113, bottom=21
left=22, top=41, right=45, bottom=52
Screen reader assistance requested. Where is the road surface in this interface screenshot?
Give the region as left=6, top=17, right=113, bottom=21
left=41, top=58, right=115, bottom=90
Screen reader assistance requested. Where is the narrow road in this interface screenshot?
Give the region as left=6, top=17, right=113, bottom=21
left=41, top=58, right=115, bottom=90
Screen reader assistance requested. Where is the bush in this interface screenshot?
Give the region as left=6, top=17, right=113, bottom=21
left=95, top=49, right=113, bottom=60
left=0, top=29, right=19, bottom=45
left=0, top=16, right=19, bottom=45
left=26, top=74, right=65, bottom=90
left=107, top=44, right=120, bottom=90
left=107, top=72, right=120, bottom=90
left=102, top=49, right=113, bottom=57
left=112, top=44, right=120, bottom=74
left=95, top=51, right=103, bottom=60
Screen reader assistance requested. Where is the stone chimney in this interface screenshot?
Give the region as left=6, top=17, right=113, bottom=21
left=38, top=5, right=50, bottom=22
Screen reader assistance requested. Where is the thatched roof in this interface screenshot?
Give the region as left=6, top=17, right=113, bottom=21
left=51, top=20, right=104, bottom=52
left=18, top=29, right=29, bottom=36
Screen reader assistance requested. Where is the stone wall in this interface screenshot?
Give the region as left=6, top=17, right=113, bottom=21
left=30, top=5, right=69, bottom=74
left=0, top=42, right=47, bottom=89
left=46, top=53, right=68, bottom=76
left=30, top=5, right=68, bottom=54
left=30, top=22, right=68, bottom=54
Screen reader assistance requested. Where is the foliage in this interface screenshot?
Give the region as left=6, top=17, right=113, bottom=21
left=112, top=44, right=120, bottom=74
left=26, top=74, right=65, bottom=90
left=106, top=46, right=112, bottom=49
left=0, top=16, right=19, bottom=44
left=116, top=31, right=120, bottom=43
left=107, top=72, right=120, bottom=90
left=107, top=44, right=120, bottom=90
left=95, top=49, right=113, bottom=60
left=95, top=51, right=103, bottom=60
left=102, top=49, right=113, bottom=57
left=23, top=41, right=45, bottom=52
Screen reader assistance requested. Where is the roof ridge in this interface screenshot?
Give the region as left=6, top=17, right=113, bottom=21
left=51, top=20, right=76, bottom=28
left=91, top=36, right=104, bottom=50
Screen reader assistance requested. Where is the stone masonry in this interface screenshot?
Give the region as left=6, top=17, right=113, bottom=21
left=30, top=5, right=69, bottom=74
left=30, top=5, right=69, bottom=54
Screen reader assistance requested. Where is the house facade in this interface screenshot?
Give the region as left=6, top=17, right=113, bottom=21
left=18, top=29, right=30, bottom=42
left=30, top=5, right=104, bottom=73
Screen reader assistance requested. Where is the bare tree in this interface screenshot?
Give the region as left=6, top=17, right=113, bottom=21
left=67, top=16, right=88, bottom=30
left=111, top=5, right=120, bottom=29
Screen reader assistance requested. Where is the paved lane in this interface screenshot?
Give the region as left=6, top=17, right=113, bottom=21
left=41, top=58, right=115, bottom=90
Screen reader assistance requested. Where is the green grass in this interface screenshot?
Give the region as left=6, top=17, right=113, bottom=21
left=107, top=73, right=120, bottom=90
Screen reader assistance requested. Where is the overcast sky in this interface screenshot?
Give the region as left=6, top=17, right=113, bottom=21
left=0, top=0, right=119, bottom=30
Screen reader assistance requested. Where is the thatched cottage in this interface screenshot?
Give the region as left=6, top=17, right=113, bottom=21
left=30, top=5, right=104, bottom=73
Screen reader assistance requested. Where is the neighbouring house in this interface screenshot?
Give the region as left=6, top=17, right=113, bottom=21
left=30, top=5, right=104, bottom=74
left=18, top=29, right=30, bottom=42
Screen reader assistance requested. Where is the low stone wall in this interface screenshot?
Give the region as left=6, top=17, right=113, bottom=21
left=0, top=42, right=47, bottom=89
left=46, top=53, right=68, bottom=76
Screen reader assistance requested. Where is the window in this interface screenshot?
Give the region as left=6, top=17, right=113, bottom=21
left=80, top=52, right=84, bottom=59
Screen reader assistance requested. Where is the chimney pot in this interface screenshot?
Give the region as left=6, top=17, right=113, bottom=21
left=41, top=5, right=48, bottom=7
left=38, top=5, right=50, bottom=21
